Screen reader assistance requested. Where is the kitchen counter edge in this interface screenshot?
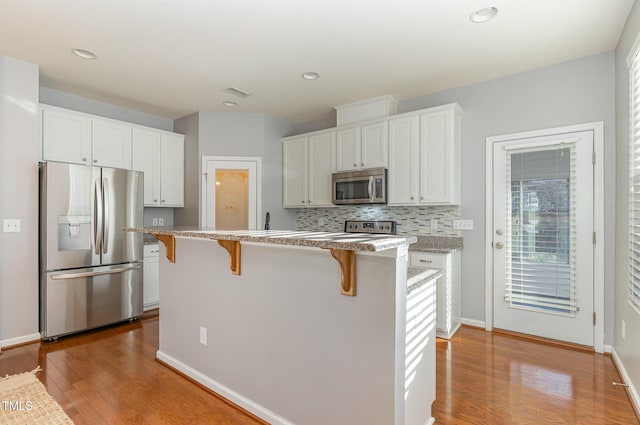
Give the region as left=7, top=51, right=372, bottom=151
left=125, top=227, right=417, bottom=252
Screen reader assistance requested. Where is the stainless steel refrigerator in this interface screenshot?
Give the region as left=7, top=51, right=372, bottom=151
left=39, top=162, right=144, bottom=339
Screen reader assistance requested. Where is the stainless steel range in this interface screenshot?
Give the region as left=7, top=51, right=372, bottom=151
left=344, top=220, right=396, bottom=235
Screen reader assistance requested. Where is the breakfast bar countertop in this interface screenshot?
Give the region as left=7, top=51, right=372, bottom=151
left=126, top=226, right=417, bottom=252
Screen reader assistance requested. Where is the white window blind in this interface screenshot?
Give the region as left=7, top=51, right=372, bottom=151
left=629, top=46, right=640, bottom=310
left=504, top=144, right=578, bottom=315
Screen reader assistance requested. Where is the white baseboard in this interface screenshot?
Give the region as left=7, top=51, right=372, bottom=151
left=0, top=332, right=40, bottom=350
left=611, top=347, right=640, bottom=418
left=156, top=350, right=294, bottom=425
left=604, top=344, right=613, bottom=354
left=460, top=318, right=485, bottom=329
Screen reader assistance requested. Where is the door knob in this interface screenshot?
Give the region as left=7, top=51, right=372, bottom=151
left=495, top=242, right=504, bottom=249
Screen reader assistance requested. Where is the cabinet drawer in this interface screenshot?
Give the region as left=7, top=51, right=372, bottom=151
left=144, top=244, right=160, bottom=258
left=409, top=252, right=445, bottom=269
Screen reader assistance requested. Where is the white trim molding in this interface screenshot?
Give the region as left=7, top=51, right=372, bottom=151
left=200, top=155, right=263, bottom=229
left=485, top=122, right=605, bottom=353
left=0, top=332, right=41, bottom=350
left=460, top=318, right=486, bottom=329
left=612, top=347, right=640, bottom=417
left=157, top=350, right=294, bottom=425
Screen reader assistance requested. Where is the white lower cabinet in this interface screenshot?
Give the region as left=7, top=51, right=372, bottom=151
left=409, top=251, right=461, bottom=339
left=143, top=244, right=160, bottom=311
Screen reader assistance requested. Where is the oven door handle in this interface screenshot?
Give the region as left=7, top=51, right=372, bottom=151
left=368, top=176, right=374, bottom=202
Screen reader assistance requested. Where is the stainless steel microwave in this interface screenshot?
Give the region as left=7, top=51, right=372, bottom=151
left=332, top=168, right=387, bottom=205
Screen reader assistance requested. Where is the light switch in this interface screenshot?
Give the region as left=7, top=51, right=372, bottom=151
left=3, top=219, right=21, bottom=233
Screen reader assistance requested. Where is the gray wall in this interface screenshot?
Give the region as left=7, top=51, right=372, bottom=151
left=0, top=56, right=40, bottom=344
left=174, top=112, right=200, bottom=226
left=40, top=87, right=174, bottom=131
left=174, top=112, right=296, bottom=230
left=398, top=52, right=616, bottom=336
left=615, top=0, right=640, bottom=399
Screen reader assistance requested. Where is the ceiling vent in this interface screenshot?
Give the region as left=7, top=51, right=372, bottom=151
left=223, top=87, right=250, bottom=98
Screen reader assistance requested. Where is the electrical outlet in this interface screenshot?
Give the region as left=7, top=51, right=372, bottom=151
left=158, top=218, right=164, bottom=226
left=453, top=219, right=474, bottom=230
left=430, top=219, right=438, bottom=232
left=200, top=326, right=207, bottom=346
left=3, top=219, right=21, bottom=233
left=152, top=218, right=158, bottom=226
left=622, top=320, right=626, bottom=340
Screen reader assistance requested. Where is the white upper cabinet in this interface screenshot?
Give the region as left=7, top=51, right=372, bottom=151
left=283, top=136, right=307, bottom=208
left=42, top=104, right=185, bottom=207
left=361, top=120, right=388, bottom=169
left=159, top=133, right=184, bottom=207
left=131, top=128, right=184, bottom=207
left=307, top=131, right=335, bottom=206
left=335, top=120, right=387, bottom=171
left=419, top=108, right=460, bottom=204
left=388, top=103, right=461, bottom=205
left=388, top=115, right=420, bottom=205
left=92, top=118, right=132, bottom=169
left=131, top=128, right=161, bottom=206
left=42, top=105, right=132, bottom=169
left=42, top=106, right=91, bottom=165
left=284, top=102, right=462, bottom=207
left=283, top=130, right=335, bottom=208
left=336, top=127, right=359, bottom=171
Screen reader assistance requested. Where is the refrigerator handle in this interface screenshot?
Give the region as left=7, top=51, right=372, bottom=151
left=94, top=178, right=103, bottom=255
left=103, top=177, right=109, bottom=255
left=50, top=264, right=142, bottom=280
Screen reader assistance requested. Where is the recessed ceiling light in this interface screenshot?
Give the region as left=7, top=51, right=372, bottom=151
left=223, top=101, right=238, bottom=107
left=301, top=72, right=320, bottom=80
left=470, top=7, right=498, bottom=23
left=71, top=48, right=97, bottom=59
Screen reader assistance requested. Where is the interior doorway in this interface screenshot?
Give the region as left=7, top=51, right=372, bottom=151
left=201, top=156, right=261, bottom=230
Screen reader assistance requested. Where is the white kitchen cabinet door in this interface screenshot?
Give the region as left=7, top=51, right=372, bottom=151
left=307, top=131, right=335, bottom=206
left=159, top=133, right=184, bottom=207
left=388, top=115, right=419, bottom=205
left=419, top=108, right=460, bottom=204
left=335, top=127, right=360, bottom=171
left=410, top=251, right=461, bottom=339
left=42, top=107, right=91, bottom=165
left=92, top=118, right=132, bottom=169
left=143, top=244, right=160, bottom=310
left=132, top=128, right=161, bottom=206
left=360, top=120, right=387, bottom=168
left=283, top=137, right=307, bottom=207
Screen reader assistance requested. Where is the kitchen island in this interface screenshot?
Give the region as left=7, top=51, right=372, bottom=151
left=123, top=227, right=438, bottom=425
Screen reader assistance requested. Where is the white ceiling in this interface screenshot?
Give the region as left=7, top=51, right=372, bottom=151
left=0, top=0, right=635, bottom=125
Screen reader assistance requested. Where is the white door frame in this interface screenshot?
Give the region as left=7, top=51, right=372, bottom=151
left=484, top=122, right=604, bottom=353
left=200, top=155, right=262, bottom=229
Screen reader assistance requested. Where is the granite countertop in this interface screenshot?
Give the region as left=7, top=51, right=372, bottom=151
left=125, top=226, right=416, bottom=252
left=143, top=234, right=159, bottom=245
left=409, top=235, right=463, bottom=253
left=407, top=267, right=442, bottom=294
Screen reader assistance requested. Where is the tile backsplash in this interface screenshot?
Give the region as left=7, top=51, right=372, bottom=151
left=295, top=205, right=462, bottom=236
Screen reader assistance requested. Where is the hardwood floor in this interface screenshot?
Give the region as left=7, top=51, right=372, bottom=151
left=432, top=326, right=639, bottom=425
left=0, top=316, right=637, bottom=424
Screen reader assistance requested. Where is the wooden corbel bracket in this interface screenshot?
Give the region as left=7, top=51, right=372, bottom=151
left=217, top=240, right=242, bottom=275
left=329, top=249, right=356, bottom=296
left=153, top=233, right=176, bottom=263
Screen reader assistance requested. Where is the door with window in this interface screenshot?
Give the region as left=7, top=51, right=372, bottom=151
left=203, top=158, right=259, bottom=230
left=492, top=131, right=594, bottom=346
